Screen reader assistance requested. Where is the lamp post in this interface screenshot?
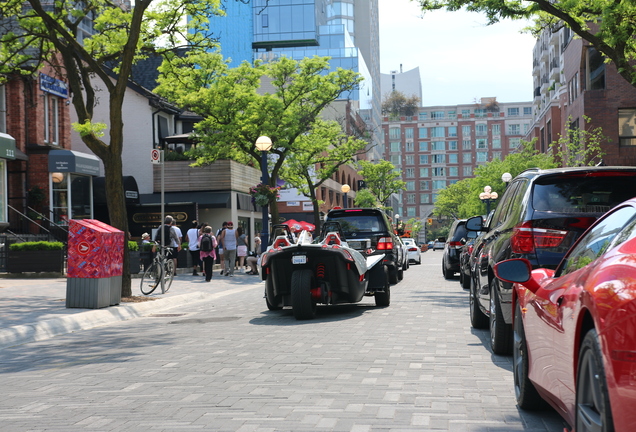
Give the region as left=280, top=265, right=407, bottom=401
left=479, top=186, right=499, bottom=215
left=502, top=172, right=512, bottom=188
left=255, top=136, right=272, bottom=253
left=394, top=213, right=400, bottom=234
left=341, top=184, right=350, bottom=209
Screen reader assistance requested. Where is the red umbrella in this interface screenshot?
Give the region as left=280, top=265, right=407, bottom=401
left=298, top=221, right=315, bottom=231
left=282, top=219, right=303, bottom=231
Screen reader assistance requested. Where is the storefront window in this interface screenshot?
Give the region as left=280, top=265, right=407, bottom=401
left=51, top=173, right=93, bottom=224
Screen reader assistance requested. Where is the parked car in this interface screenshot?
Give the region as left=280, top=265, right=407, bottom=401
left=325, top=208, right=405, bottom=285
left=397, top=237, right=409, bottom=276
left=466, top=166, right=636, bottom=354
left=432, top=238, right=445, bottom=251
left=493, top=197, right=636, bottom=432
left=402, top=238, right=421, bottom=264
left=441, top=219, right=468, bottom=278
left=460, top=211, right=494, bottom=290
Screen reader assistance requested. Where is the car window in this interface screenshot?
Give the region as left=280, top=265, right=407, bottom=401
left=326, top=214, right=384, bottom=234
left=558, top=206, right=636, bottom=276
left=490, top=180, right=524, bottom=228
left=532, top=174, right=636, bottom=213
left=450, top=222, right=468, bottom=241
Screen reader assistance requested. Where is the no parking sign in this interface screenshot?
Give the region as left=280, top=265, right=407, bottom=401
left=151, top=149, right=162, bottom=164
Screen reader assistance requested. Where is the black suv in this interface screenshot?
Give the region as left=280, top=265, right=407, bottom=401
left=325, top=208, right=404, bottom=284
left=466, top=166, right=636, bottom=355
left=441, top=219, right=468, bottom=279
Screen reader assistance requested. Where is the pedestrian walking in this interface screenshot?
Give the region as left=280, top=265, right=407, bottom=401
left=198, top=226, right=217, bottom=282
left=219, top=221, right=238, bottom=277
left=187, top=220, right=201, bottom=276
left=236, top=227, right=248, bottom=273
left=216, top=222, right=227, bottom=276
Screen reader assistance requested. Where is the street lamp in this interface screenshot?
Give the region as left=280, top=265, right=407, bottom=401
left=341, top=184, right=350, bottom=208
left=255, top=136, right=272, bottom=252
left=479, top=186, right=499, bottom=215
left=502, top=172, right=512, bottom=188
left=394, top=213, right=400, bottom=234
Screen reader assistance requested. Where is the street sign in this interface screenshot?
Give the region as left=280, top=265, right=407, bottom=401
left=151, top=149, right=162, bottom=164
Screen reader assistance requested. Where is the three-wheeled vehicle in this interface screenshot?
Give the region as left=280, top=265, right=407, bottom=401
left=260, top=223, right=391, bottom=320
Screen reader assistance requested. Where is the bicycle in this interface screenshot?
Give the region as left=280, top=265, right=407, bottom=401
left=140, top=243, right=175, bottom=295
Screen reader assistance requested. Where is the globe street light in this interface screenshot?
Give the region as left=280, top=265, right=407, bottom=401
left=341, top=184, right=350, bottom=208
left=255, top=136, right=272, bottom=252
left=502, top=172, right=512, bottom=188
left=479, top=186, right=499, bottom=215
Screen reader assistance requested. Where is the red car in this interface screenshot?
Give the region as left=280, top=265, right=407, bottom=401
left=494, top=198, right=636, bottom=432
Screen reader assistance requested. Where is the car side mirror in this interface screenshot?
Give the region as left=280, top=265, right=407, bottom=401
left=465, top=215, right=484, bottom=232
left=493, top=259, right=531, bottom=283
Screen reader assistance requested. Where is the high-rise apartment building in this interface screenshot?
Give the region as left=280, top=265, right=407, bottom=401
left=527, top=26, right=636, bottom=166
left=382, top=99, right=533, bottom=220
left=209, top=0, right=382, bottom=161
left=380, top=66, right=423, bottom=102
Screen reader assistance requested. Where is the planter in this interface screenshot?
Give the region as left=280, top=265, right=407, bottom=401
left=129, top=251, right=141, bottom=274
left=177, top=249, right=191, bottom=268
left=7, top=250, right=65, bottom=273
left=139, top=251, right=153, bottom=272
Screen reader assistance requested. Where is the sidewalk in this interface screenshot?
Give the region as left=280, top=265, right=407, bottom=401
left=0, top=269, right=262, bottom=350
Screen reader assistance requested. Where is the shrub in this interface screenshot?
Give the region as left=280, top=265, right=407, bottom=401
left=10, top=241, right=65, bottom=251
left=128, top=241, right=139, bottom=251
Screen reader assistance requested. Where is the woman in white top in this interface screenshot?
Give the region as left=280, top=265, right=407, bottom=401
left=220, top=221, right=239, bottom=276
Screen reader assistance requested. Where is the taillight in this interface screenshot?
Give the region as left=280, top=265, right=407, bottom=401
left=408, top=247, right=418, bottom=252
left=511, top=221, right=568, bottom=254
left=377, top=237, right=393, bottom=250
left=449, top=241, right=462, bottom=247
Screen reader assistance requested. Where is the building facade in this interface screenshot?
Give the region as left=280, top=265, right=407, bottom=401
left=527, top=26, right=636, bottom=166
left=382, top=98, right=533, bottom=221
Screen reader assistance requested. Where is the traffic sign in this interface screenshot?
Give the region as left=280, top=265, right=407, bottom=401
left=151, top=149, right=162, bottom=164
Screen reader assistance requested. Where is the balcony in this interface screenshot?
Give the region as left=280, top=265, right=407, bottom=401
left=153, top=160, right=261, bottom=193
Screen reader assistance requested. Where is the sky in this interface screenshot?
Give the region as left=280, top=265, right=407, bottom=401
left=379, top=0, right=537, bottom=106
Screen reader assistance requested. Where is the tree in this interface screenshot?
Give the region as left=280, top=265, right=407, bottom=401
left=155, top=54, right=363, bottom=224
left=550, top=115, right=607, bottom=167
left=279, top=120, right=368, bottom=233
left=381, top=90, right=421, bottom=118
left=353, top=188, right=378, bottom=208
left=414, top=0, right=636, bottom=89
left=357, top=160, right=406, bottom=208
left=0, top=0, right=224, bottom=296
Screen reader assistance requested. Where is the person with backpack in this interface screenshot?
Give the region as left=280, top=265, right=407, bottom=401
left=198, top=225, right=217, bottom=282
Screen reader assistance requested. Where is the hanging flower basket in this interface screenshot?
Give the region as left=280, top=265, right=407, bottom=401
left=249, top=183, right=280, bottom=206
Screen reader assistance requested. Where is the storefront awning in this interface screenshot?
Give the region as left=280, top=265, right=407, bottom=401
left=48, top=149, right=100, bottom=175
left=0, top=132, right=17, bottom=160
left=93, top=176, right=140, bottom=205
left=140, top=191, right=230, bottom=208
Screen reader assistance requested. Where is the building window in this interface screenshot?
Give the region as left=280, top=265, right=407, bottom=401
left=432, top=180, right=446, bottom=189
left=462, top=140, right=471, bottom=150
left=448, top=141, right=458, bottom=150
left=509, top=138, right=521, bottom=149
left=476, top=151, right=488, bottom=162
left=492, top=138, right=501, bottom=149
left=432, top=154, right=446, bottom=163
left=418, top=127, right=427, bottom=138
left=474, top=109, right=486, bottom=118
left=618, top=109, right=636, bottom=146
left=405, top=128, right=414, bottom=139
left=405, top=155, right=414, bottom=165
left=431, top=111, right=445, bottom=119
left=462, top=125, right=471, bottom=136
left=419, top=155, right=429, bottom=164
left=406, top=181, right=415, bottom=191
left=491, top=124, right=500, bottom=135
left=0, top=85, right=5, bottom=132
left=587, top=47, right=605, bottom=90
left=420, top=194, right=430, bottom=204
left=448, top=166, right=458, bottom=177
left=475, top=124, right=487, bottom=136
left=448, top=153, right=458, bottom=163
left=419, top=180, right=429, bottom=190
left=432, top=167, right=445, bottom=176
left=406, top=194, right=416, bottom=204
left=507, top=107, right=519, bottom=117
left=44, top=94, right=60, bottom=145
left=447, top=111, right=456, bottom=119
left=448, top=126, right=457, bottom=137
left=390, top=155, right=400, bottom=165
left=569, top=72, right=579, bottom=104
left=418, top=141, right=428, bottom=151
left=432, top=141, right=445, bottom=151
left=405, top=168, right=415, bottom=177
left=407, top=207, right=416, bottom=217
left=462, top=152, right=472, bottom=163
left=431, top=126, right=445, bottom=138
left=390, top=142, right=401, bottom=152
left=418, top=112, right=428, bottom=120
left=461, top=109, right=470, bottom=117
left=508, top=124, right=521, bottom=135
left=389, top=127, right=401, bottom=139
left=523, top=107, right=532, bottom=115
left=405, top=142, right=414, bottom=152
left=419, top=168, right=429, bottom=178
left=492, top=152, right=502, bottom=160
left=476, top=139, right=487, bottom=149
left=463, top=166, right=472, bottom=176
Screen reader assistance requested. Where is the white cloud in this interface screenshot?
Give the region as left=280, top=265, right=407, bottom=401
left=379, top=0, right=536, bottom=105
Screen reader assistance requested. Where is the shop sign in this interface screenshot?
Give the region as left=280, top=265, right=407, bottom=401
left=40, top=73, right=69, bottom=98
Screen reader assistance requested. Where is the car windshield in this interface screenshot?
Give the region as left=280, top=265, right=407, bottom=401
left=326, top=214, right=384, bottom=235
left=532, top=174, right=636, bottom=213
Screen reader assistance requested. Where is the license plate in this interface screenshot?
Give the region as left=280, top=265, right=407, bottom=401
left=292, top=255, right=307, bottom=264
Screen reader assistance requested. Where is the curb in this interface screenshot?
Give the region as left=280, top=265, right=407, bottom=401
left=0, top=291, right=213, bottom=349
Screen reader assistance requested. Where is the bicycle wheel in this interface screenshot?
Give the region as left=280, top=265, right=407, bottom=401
left=140, top=260, right=162, bottom=295
left=162, top=259, right=175, bottom=293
